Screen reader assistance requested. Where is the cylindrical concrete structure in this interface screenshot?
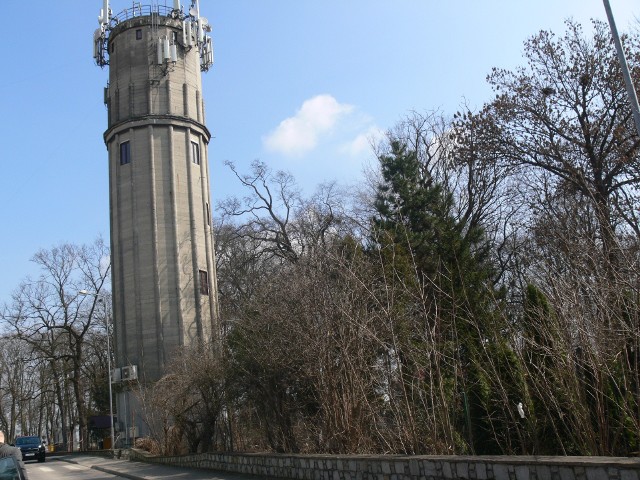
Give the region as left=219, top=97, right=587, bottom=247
left=104, top=10, right=219, bottom=390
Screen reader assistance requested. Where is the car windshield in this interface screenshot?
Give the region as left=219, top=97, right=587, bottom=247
left=15, top=437, right=39, bottom=446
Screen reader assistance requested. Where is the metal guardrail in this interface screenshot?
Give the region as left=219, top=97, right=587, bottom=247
left=110, top=5, right=177, bottom=24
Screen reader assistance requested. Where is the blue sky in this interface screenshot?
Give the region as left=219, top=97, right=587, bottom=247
left=0, top=0, right=637, bottom=304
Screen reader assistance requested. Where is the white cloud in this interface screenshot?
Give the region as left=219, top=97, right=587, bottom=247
left=340, top=126, right=386, bottom=158
left=263, top=94, right=354, bottom=157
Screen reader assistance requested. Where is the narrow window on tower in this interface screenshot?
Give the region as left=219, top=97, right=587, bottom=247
left=136, top=29, right=142, bottom=40
left=191, top=141, right=200, bottom=165
left=206, top=202, right=211, bottom=226
left=199, top=270, right=209, bottom=295
left=120, top=141, right=131, bottom=165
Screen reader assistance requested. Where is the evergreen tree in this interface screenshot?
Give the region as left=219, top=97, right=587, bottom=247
left=372, top=140, right=520, bottom=454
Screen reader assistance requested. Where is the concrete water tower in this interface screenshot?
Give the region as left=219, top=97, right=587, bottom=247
left=93, top=0, right=219, bottom=444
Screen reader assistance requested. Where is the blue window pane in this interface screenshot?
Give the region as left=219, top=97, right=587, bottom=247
left=120, top=142, right=130, bottom=165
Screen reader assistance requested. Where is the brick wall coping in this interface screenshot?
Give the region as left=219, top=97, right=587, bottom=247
left=131, top=450, right=639, bottom=467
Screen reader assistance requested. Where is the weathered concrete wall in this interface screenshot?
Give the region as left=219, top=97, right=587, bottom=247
left=106, top=12, right=218, bottom=385
left=128, top=450, right=640, bottom=480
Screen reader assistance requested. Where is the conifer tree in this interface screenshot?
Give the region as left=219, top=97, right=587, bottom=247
left=372, top=140, right=520, bottom=454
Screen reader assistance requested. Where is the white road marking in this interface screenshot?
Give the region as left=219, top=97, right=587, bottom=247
left=33, top=464, right=82, bottom=471
left=32, top=466, right=54, bottom=472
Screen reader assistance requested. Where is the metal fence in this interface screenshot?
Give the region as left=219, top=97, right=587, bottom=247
left=110, top=4, right=177, bottom=24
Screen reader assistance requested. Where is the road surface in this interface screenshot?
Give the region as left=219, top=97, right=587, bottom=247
left=24, top=455, right=262, bottom=480
left=26, top=458, right=125, bottom=479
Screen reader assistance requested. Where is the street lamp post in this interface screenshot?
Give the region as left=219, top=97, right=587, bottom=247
left=602, top=0, right=640, bottom=138
left=79, top=289, right=116, bottom=455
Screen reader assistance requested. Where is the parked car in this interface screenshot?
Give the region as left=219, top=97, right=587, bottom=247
left=0, top=455, right=25, bottom=479
left=14, top=436, right=45, bottom=463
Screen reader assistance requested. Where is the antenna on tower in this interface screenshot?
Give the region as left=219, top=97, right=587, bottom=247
left=185, top=0, right=213, bottom=71
left=102, top=0, right=110, bottom=25
left=92, top=0, right=214, bottom=71
left=157, top=41, right=163, bottom=65
left=170, top=0, right=182, bottom=19
left=186, top=20, right=194, bottom=47
left=200, top=17, right=211, bottom=33
left=93, top=0, right=111, bottom=67
left=163, top=36, right=171, bottom=62
left=170, top=43, right=178, bottom=64
left=197, top=18, right=204, bottom=44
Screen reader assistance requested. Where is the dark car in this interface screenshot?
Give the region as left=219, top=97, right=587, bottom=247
left=14, top=436, right=45, bottom=463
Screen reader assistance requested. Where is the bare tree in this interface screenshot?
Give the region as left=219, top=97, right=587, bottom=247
left=0, top=336, right=37, bottom=440
left=218, top=160, right=356, bottom=264
left=205, top=19, right=640, bottom=457
left=486, top=19, right=640, bottom=268
left=1, top=238, right=110, bottom=450
left=137, top=341, right=226, bottom=454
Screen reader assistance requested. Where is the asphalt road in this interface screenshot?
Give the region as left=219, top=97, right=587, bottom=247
left=26, top=458, right=125, bottom=479
left=24, top=455, right=264, bottom=480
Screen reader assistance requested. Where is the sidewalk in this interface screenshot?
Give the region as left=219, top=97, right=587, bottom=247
left=59, top=454, right=268, bottom=480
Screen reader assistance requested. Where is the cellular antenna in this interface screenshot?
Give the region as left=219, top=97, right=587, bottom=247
left=93, top=0, right=215, bottom=70
left=102, top=0, right=110, bottom=24
left=93, top=0, right=110, bottom=66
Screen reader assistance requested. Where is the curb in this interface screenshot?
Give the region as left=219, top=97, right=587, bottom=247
left=91, top=465, right=142, bottom=480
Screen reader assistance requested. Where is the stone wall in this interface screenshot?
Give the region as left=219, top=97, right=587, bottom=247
left=128, top=450, right=640, bottom=480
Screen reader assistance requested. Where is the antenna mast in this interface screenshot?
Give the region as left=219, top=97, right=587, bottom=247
left=93, top=0, right=214, bottom=71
